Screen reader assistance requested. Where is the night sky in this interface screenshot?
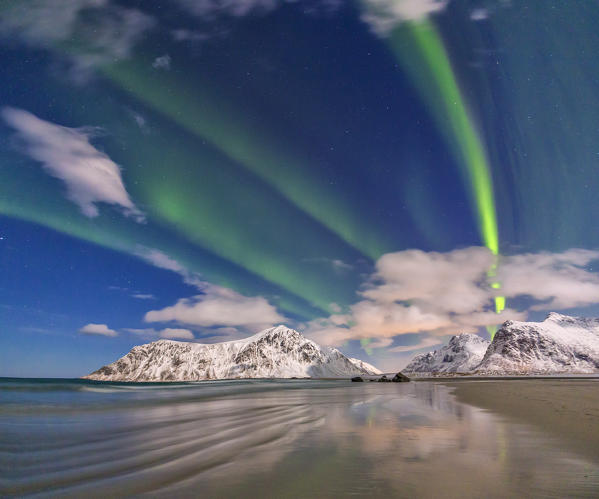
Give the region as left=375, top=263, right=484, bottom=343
left=2, top=0, right=599, bottom=377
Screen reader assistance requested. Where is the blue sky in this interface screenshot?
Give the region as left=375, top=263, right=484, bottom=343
left=2, top=0, right=599, bottom=376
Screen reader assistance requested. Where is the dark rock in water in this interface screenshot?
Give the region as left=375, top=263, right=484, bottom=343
left=377, top=375, right=391, bottom=382
left=351, top=376, right=364, bottom=382
left=392, top=372, right=410, bottom=382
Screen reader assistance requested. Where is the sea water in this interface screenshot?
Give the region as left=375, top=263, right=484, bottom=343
left=1, top=378, right=598, bottom=498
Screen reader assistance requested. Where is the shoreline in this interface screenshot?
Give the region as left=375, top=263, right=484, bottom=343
left=412, top=374, right=599, bottom=381
left=444, top=378, right=599, bottom=462
left=2, top=374, right=599, bottom=382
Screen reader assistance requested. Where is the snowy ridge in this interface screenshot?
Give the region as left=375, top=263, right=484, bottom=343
left=403, top=334, right=490, bottom=374
left=477, top=312, right=599, bottom=374
left=404, top=313, right=599, bottom=375
left=84, top=325, right=382, bottom=381
left=348, top=358, right=384, bottom=375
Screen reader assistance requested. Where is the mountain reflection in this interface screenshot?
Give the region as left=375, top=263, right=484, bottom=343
left=1, top=379, right=598, bottom=498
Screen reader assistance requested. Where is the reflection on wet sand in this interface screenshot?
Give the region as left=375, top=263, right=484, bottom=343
left=1, top=379, right=598, bottom=497
left=446, top=379, right=599, bottom=462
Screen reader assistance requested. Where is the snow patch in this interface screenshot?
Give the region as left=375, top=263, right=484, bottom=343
left=84, top=325, right=382, bottom=381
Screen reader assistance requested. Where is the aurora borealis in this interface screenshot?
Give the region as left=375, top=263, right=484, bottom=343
left=3, top=0, right=599, bottom=376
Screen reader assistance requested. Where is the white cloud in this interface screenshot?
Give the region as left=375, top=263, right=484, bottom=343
left=134, top=248, right=204, bottom=288
left=368, top=338, right=394, bottom=349
left=361, top=0, right=449, bottom=36
left=176, top=0, right=277, bottom=18
left=152, top=54, right=171, bottom=70
left=332, top=259, right=353, bottom=271
left=364, top=247, right=493, bottom=314
left=126, top=326, right=247, bottom=343
left=133, top=245, right=570, bottom=354
left=201, top=326, right=246, bottom=342
left=388, top=336, right=442, bottom=353
left=132, top=294, right=156, bottom=300
left=306, top=246, right=599, bottom=348
left=130, top=111, right=147, bottom=130
left=137, top=248, right=187, bottom=274
left=0, top=0, right=154, bottom=77
left=159, top=328, right=194, bottom=340
left=175, top=0, right=342, bottom=21
left=329, top=303, right=342, bottom=314
left=470, top=8, right=488, bottom=21
left=79, top=323, right=118, bottom=337
left=135, top=248, right=286, bottom=332
left=134, top=247, right=286, bottom=329
left=2, top=107, right=144, bottom=221
left=144, top=284, right=286, bottom=328
left=0, top=0, right=105, bottom=45
left=499, top=249, right=599, bottom=310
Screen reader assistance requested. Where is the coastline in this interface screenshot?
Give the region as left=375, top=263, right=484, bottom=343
left=444, top=378, right=599, bottom=462
left=3, top=376, right=599, bottom=496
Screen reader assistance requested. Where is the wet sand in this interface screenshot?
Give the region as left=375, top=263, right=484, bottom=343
left=3, top=378, right=599, bottom=497
left=445, top=379, right=599, bottom=462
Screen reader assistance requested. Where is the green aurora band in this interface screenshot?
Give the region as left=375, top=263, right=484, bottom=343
left=0, top=164, right=326, bottom=321
left=0, top=0, right=398, bottom=320
left=102, top=58, right=394, bottom=262
left=1, top=2, right=544, bottom=342
left=0, top=79, right=368, bottom=318
left=388, top=20, right=505, bottom=334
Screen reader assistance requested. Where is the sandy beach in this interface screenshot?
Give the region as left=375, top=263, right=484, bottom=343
left=2, top=378, right=599, bottom=497
left=445, top=379, right=599, bottom=462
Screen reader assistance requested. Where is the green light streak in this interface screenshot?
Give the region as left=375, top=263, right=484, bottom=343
left=0, top=116, right=350, bottom=317
left=391, top=20, right=499, bottom=255
left=360, top=338, right=373, bottom=356
left=115, top=117, right=363, bottom=312
left=0, top=63, right=372, bottom=317
left=495, top=295, right=506, bottom=314
left=102, top=58, right=393, bottom=261
left=0, top=194, right=324, bottom=321
left=388, top=20, right=504, bottom=336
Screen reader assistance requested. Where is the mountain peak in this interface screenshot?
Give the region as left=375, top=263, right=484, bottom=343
left=545, top=311, right=571, bottom=322
left=404, top=333, right=490, bottom=374
left=253, top=325, right=301, bottom=338
left=478, top=313, right=599, bottom=373
left=84, top=326, right=380, bottom=381
left=405, top=313, right=599, bottom=375
left=448, top=333, right=488, bottom=346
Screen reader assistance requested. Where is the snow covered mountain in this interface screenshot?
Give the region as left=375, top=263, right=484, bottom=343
left=348, top=358, right=383, bottom=375
left=477, top=313, right=599, bottom=374
left=403, top=334, right=490, bottom=374
left=403, top=313, right=599, bottom=375
left=84, top=325, right=382, bottom=381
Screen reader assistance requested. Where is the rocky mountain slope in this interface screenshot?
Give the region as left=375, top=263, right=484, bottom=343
left=477, top=313, right=599, bottom=374
left=404, top=313, right=599, bottom=375
left=84, top=325, right=382, bottom=381
left=348, top=358, right=383, bottom=375
left=403, top=334, right=490, bottom=374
